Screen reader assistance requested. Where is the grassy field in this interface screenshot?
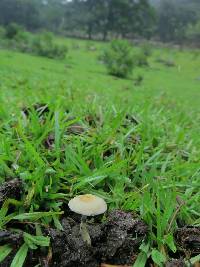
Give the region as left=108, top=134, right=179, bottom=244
left=1, top=39, right=200, bottom=111
left=0, top=38, right=200, bottom=266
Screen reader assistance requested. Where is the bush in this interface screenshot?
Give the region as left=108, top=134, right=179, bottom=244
left=134, top=74, right=144, bottom=86
left=5, top=23, right=23, bottom=39
left=12, top=31, right=33, bottom=52
left=135, top=52, right=149, bottom=67
left=0, top=27, right=67, bottom=59
left=0, top=26, right=6, bottom=47
left=102, top=39, right=134, bottom=78
left=140, top=42, right=152, bottom=57
left=0, top=26, right=5, bottom=38
left=133, top=43, right=152, bottom=67
left=185, top=21, right=200, bottom=46
left=155, top=58, right=176, bottom=67
left=32, top=32, right=68, bottom=59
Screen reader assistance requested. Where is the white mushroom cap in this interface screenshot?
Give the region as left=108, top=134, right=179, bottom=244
left=68, top=194, right=107, bottom=216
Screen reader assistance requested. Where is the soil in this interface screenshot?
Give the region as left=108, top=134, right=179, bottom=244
left=47, top=210, right=148, bottom=267
left=0, top=178, right=22, bottom=206
left=0, top=230, right=24, bottom=267
left=0, top=157, right=199, bottom=267
left=1, top=177, right=200, bottom=267
left=0, top=201, right=148, bottom=267
left=165, top=258, right=186, bottom=267
left=175, top=226, right=200, bottom=254
left=0, top=230, right=23, bottom=247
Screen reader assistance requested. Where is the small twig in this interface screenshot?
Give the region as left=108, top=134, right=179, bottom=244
left=40, top=246, right=52, bottom=267
left=167, top=196, right=185, bottom=233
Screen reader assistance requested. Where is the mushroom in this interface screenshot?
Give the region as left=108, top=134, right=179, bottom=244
left=68, top=194, right=107, bottom=245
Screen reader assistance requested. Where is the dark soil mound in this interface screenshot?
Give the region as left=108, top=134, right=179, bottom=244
left=0, top=208, right=148, bottom=267
left=48, top=210, right=148, bottom=267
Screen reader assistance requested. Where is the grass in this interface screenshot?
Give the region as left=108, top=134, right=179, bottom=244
left=0, top=37, right=200, bottom=266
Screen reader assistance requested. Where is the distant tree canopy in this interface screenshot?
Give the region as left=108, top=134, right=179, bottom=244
left=156, top=0, right=200, bottom=43
left=0, top=0, right=199, bottom=44
left=0, top=0, right=41, bottom=30
left=62, top=0, right=156, bottom=40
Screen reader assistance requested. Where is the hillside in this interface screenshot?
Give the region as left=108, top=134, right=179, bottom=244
left=0, top=38, right=199, bottom=266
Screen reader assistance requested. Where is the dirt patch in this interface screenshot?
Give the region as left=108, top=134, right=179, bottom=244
left=165, top=258, right=186, bottom=267
left=175, top=226, right=200, bottom=254
left=0, top=230, right=23, bottom=247
left=0, top=230, right=24, bottom=267
left=47, top=210, right=148, bottom=267
left=1, top=178, right=199, bottom=267
left=0, top=179, right=22, bottom=206
left=0, top=209, right=147, bottom=267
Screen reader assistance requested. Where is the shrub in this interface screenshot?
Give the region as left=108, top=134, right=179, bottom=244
left=102, top=39, right=134, bottom=78
left=156, top=58, right=176, bottom=67
left=140, top=42, right=152, bottom=57
left=185, top=21, right=200, bottom=46
left=85, top=42, right=96, bottom=51
left=12, top=31, right=33, bottom=52
left=0, top=27, right=67, bottom=59
left=32, top=32, right=68, bottom=59
left=134, top=74, right=144, bottom=86
left=0, top=26, right=6, bottom=48
left=5, top=23, right=23, bottom=39
left=32, top=32, right=67, bottom=59
left=71, top=41, right=80, bottom=50
left=0, top=26, right=5, bottom=38
left=133, top=43, right=152, bottom=67
left=134, top=52, right=149, bottom=67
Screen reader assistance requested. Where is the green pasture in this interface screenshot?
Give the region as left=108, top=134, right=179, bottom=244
left=0, top=37, right=199, bottom=265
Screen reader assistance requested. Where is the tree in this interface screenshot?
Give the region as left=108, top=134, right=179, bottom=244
left=0, top=0, right=198, bottom=44
left=185, top=20, right=200, bottom=45
left=40, top=0, right=66, bottom=33
left=97, top=0, right=156, bottom=40
left=134, top=0, right=157, bottom=39
left=157, top=0, right=199, bottom=43
left=0, top=0, right=41, bottom=30
left=66, top=0, right=156, bottom=40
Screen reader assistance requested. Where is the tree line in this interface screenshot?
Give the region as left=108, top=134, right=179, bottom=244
left=0, top=0, right=199, bottom=45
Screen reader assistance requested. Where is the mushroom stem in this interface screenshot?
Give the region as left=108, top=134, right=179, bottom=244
left=80, top=215, right=91, bottom=246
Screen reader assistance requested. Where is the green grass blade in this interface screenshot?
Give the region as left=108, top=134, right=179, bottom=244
left=0, top=245, right=13, bottom=263
left=10, top=243, right=29, bottom=267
